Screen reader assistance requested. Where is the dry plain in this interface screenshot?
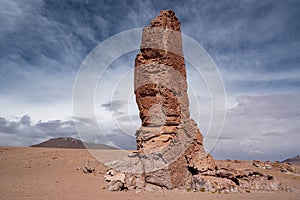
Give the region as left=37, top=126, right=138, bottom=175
left=0, top=146, right=299, bottom=200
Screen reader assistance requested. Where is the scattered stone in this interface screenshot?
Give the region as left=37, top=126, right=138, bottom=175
left=281, top=162, right=297, bottom=173
left=144, top=184, right=156, bottom=192
left=83, top=165, right=95, bottom=173
left=135, top=189, right=142, bottom=194
left=234, top=160, right=241, bottom=164
left=265, top=162, right=272, bottom=170
left=104, top=169, right=126, bottom=191
left=252, top=160, right=271, bottom=169
left=252, top=160, right=297, bottom=173
left=284, top=187, right=293, bottom=192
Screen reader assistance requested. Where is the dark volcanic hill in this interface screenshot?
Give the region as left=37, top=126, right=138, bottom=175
left=30, top=137, right=117, bottom=150
left=282, top=155, right=300, bottom=165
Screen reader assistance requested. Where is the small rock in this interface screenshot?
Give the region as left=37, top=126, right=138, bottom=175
left=144, top=184, right=155, bottom=192
left=284, top=187, right=293, bottom=192
left=108, top=181, right=124, bottom=191
left=83, top=165, right=95, bottom=173
left=105, top=170, right=127, bottom=191
left=252, top=160, right=266, bottom=169
left=135, top=189, right=142, bottom=194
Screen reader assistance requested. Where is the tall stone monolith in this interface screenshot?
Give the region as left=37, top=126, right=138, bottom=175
left=104, top=10, right=281, bottom=193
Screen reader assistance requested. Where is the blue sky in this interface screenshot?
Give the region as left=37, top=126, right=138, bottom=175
left=0, top=0, right=299, bottom=161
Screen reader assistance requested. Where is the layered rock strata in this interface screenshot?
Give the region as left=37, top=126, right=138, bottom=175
left=105, top=10, right=281, bottom=193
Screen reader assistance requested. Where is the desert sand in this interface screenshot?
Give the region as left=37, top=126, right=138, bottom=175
left=0, top=146, right=299, bottom=200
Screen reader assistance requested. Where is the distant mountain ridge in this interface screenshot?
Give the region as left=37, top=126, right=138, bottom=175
left=282, top=155, right=300, bottom=165
left=30, top=137, right=117, bottom=150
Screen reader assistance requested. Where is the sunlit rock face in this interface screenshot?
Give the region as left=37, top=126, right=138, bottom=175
left=133, top=9, right=215, bottom=187
left=105, top=10, right=281, bottom=193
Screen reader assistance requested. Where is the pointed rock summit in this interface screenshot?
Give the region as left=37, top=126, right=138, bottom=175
left=105, top=10, right=281, bottom=192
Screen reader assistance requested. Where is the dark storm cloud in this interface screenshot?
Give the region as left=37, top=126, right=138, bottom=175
left=20, top=115, right=31, bottom=126
left=36, top=119, right=76, bottom=137
left=158, top=0, right=300, bottom=94
left=1, top=0, right=299, bottom=101
left=0, top=115, right=121, bottom=147
left=0, top=117, right=20, bottom=134
left=0, top=115, right=78, bottom=146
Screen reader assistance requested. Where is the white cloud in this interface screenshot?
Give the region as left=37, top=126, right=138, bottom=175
left=212, top=93, right=300, bottom=161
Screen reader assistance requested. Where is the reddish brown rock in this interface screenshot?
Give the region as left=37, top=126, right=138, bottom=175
left=105, top=9, right=281, bottom=193
left=133, top=9, right=215, bottom=187
left=252, top=160, right=297, bottom=174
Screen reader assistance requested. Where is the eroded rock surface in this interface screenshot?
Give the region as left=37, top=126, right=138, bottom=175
left=105, top=9, right=281, bottom=193
left=252, top=160, right=297, bottom=174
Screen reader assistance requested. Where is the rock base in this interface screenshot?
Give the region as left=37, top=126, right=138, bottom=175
left=104, top=164, right=281, bottom=192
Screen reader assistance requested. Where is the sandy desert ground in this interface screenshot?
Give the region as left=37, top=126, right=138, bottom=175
left=0, top=146, right=299, bottom=200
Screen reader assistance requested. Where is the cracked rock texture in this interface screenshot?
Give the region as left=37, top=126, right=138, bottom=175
left=105, top=10, right=281, bottom=193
